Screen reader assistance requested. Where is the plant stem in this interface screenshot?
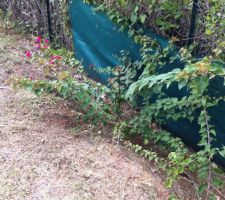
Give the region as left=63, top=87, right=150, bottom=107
left=203, top=107, right=212, bottom=200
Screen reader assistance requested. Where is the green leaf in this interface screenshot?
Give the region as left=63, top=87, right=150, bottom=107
left=194, top=76, right=209, bottom=95
left=209, top=194, right=217, bottom=200
left=212, top=177, right=223, bottom=187
left=165, top=178, right=173, bottom=188
left=198, top=183, right=207, bottom=195
left=130, top=13, right=137, bottom=24
left=34, top=89, right=42, bottom=96
left=168, top=194, right=179, bottom=200
left=87, top=107, right=95, bottom=117
left=117, top=0, right=125, bottom=5
left=60, top=86, right=68, bottom=97
left=134, top=5, right=139, bottom=13
left=140, top=14, right=146, bottom=24
left=178, top=80, right=187, bottom=90
left=25, top=84, right=33, bottom=92
left=213, top=166, right=224, bottom=175
left=143, top=138, right=149, bottom=145
left=219, top=147, right=225, bottom=157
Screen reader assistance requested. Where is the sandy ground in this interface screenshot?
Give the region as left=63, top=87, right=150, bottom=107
left=0, top=27, right=170, bottom=199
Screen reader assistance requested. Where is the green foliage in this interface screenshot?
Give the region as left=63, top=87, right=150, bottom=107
left=13, top=41, right=116, bottom=124
left=124, top=57, right=225, bottom=198
left=9, top=0, right=225, bottom=198
left=95, top=51, right=142, bottom=115
left=89, top=0, right=225, bottom=59
left=86, top=1, right=225, bottom=199
left=40, top=47, right=80, bottom=67
left=14, top=76, right=115, bottom=124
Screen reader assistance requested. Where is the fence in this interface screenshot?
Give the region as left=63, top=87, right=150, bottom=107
left=69, top=0, right=225, bottom=169
left=0, top=0, right=72, bottom=48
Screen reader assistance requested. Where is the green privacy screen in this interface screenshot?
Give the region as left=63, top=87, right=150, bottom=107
left=69, top=0, right=225, bottom=168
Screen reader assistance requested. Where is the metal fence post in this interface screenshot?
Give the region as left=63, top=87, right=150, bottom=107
left=187, top=0, right=199, bottom=46
left=46, top=0, right=53, bottom=42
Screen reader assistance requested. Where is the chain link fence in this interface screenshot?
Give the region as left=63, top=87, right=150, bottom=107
left=0, top=0, right=72, bottom=48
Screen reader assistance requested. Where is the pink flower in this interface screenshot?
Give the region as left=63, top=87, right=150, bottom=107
left=55, top=55, right=62, bottom=59
left=26, top=51, right=32, bottom=58
left=36, top=44, right=41, bottom=49
left=49, top=60, right=54, bottom=65
left=44, top=39, right=49, bottom=44
left=43, top=45, right=48, bottom=49
left=36, top=36, right=41, bottom=43
left=51, top=55, right=62, bottom=60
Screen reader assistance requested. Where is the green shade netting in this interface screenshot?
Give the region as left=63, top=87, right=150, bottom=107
left=69, top=0, right=225, bottom=168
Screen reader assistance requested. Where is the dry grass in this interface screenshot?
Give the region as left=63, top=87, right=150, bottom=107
left=0, top=89, right=169, bottom=200
left=0, top=26, right=170, bottom=200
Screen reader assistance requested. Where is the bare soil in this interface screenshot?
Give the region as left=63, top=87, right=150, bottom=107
left=0, top=27, right=172, bottom=199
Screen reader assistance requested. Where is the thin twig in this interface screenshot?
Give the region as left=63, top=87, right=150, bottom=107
left=203, top=107, right=212, bottom=200
left=181, top=172, right=225, bottom=200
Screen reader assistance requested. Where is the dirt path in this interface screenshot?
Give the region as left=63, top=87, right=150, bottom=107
left=0, top=28, right=170, bottom=199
